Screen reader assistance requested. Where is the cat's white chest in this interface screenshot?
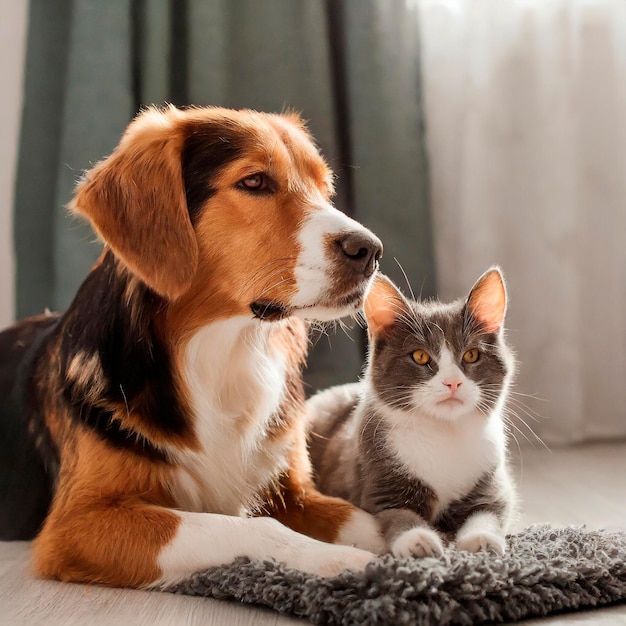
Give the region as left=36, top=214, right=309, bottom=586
left=169, top=317, right=291, bottom=515
left=387, top=410, right=504, bottom=514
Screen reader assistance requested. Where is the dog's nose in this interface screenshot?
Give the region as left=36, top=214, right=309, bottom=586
left=338, top=231, right=383, bottom=277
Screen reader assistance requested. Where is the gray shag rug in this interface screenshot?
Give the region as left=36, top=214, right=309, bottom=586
left=165, top=525, right=626, bottom=625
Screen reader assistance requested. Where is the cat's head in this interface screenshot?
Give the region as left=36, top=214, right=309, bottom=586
left=362, top=268, right=515, bottom=423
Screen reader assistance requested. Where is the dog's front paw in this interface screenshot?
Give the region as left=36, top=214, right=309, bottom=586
left=261, top=516, right=376, bottom=577
left=336, top=508, right=386, bottom=554
left=298, top=543, right=376, bottom=577
left=392, top=526, right=444, bottom=559
left=457, top=531, right=506, bottom=555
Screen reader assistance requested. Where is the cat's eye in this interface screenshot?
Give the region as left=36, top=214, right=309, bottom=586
left=463, top=348, right=480, bottom=364
left=412, top=350, right=431, bottom=365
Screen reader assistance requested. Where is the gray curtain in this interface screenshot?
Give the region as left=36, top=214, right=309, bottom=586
left=14, top=0, right=435, bottom=392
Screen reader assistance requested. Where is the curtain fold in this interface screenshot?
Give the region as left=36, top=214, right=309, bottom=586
left=53, top=0, right=135, bottom=310
left=14, top=0, right=73, bottom=319
left=343, top=0, right=435, bottom=299
left=14, top=0, right=435, bottom=392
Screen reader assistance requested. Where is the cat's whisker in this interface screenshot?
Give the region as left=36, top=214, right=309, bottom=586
left=377, top=390, right=419, bottom=409
left=482, top=389, right=546, bottom=424
left=385, top=301, right=425, bottom=338
left=393, top=257, right=416, bottom=301
left=501, top=418, right=525, bottom=465
left=379, top=385, right=417, bottom=393
left=502, top=415, right=537, bottom=447
left=428, top=321, right=444, bottom=337
left=394, top=315, right=424, bottom=340
left=495, top=410, right=523, bottom=449
left=482, top=384, right=541, bottom=398
left=475, top=397, right=499, bottom=415
left=503, top=409, right=550, bottom=452
left=477, top=400, right=529, bottom=455
left=505, top=394, right=547, bottom=418
left=504, top=399, right=544, bottom=423
left=483, top=399, right=547, bottom=446
left=508, top=390, right=548, bottom=402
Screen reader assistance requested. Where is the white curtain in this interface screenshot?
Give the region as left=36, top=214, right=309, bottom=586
left=417, top=0, right=626, bottom=445
left=0, top=0, right=28, bottom=328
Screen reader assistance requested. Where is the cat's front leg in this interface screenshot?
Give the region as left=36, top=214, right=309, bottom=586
left=455, top=511, right=506, bottom=555
left=376, top=508, right=444, bottom=558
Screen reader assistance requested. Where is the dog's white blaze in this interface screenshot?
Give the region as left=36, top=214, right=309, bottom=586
left=292, top=202, right=370, bottom=321
left=170, top=316, right=291, bottom=515
left=154, top=511, right=375, bottom=586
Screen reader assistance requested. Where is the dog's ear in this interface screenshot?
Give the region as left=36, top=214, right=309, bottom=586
left=71, top=107, right=198, bottom=300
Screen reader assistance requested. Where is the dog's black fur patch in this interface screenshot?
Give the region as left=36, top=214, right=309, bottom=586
left=58, top=252, right=190, bottom=460
left=0, top=315, right=59, bottom=539
left=182, top=120, right=248, bottom=224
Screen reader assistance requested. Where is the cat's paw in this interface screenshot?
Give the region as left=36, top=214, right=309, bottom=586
left=336, top=508, right=386, bottom=554
left=392, top=526, right=445, bottom=559
left=456, top=531, right=506, bottom=555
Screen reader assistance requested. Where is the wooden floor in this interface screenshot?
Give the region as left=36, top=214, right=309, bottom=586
left=2, top=442, right=626, bottom=625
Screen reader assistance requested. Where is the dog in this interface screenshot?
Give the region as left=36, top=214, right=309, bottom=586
left=0, top=105, right=385, bottom=587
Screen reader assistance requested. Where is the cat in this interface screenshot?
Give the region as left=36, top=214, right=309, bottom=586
left=307, top=268, right=517, bottom=558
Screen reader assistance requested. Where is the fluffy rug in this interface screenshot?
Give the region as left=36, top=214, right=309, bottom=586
left=166, top=525, right=626, bottom=625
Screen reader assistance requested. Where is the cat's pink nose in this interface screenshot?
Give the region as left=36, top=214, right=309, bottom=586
left=443, top=377, right=463, bottom=396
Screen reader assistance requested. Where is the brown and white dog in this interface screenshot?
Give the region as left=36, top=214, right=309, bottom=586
left=0, top=106, right=385, bottom=587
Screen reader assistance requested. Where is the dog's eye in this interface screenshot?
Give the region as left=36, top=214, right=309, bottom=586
left=239, top=174, right=268, bottom=192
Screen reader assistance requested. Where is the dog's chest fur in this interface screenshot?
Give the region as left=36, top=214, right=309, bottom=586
left=168, top=317, right=294, bottom=515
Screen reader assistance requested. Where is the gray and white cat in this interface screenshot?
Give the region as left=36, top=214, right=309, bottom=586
left=307, top=268, right=517, bottom=558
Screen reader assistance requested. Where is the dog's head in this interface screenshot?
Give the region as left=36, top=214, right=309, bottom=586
left=72, top=106, right=382, bottom=330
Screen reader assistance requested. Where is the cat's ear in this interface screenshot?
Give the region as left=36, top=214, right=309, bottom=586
left=464, top=267, right=507, bottom=333
left=364, top=274, right=410, bottom=337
